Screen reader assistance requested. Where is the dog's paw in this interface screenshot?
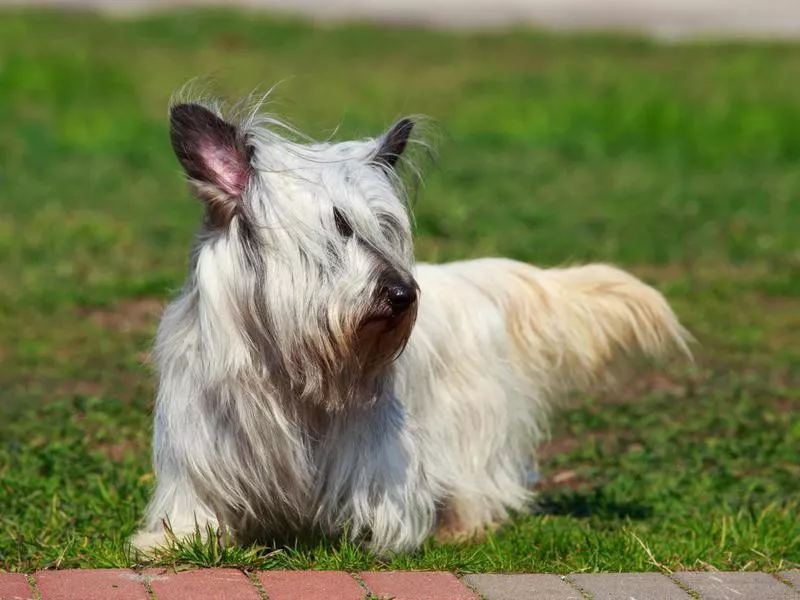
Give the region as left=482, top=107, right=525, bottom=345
left=433, top=521, right=502, bottom=545
left=129, top=530, right=173, bottom=557
left=130, top=525, right=233, bottom=558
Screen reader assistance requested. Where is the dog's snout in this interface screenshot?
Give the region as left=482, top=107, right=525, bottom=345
left=387, top=284, right=417, bottom=314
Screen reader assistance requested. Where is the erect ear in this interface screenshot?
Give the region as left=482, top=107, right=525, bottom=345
left=169, top=103, right=252, bottom=201
left=373, top=118, right=414, bottom=169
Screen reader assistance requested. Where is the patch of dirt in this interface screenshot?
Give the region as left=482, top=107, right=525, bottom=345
left=95, top=440, right=148, bottom=463
left=54, top=379, right=106, bottom=398
left=12, top=298, right=165, bottom=405
left=536, top=429, right=642, bottom=492
left=774, top=394, right=800, bottom=413
left=561, top=369, right=695, bottom=410
left=535, top=468, right=587, bottom=492
left=540, top=428, right=637, bottom=461
left=758, top=294, right=800, bottom=312
left=606, top=370, right=690, bottom=404
left=52, top=369, right=153, bottom=402
left=537, top=437, right=580, bottom=462
left=535, top=437, right=591, bottom=492
left=80, top=297, right=164, bottom=334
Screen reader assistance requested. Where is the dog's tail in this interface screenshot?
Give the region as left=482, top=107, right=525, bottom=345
left=469, top=259, right=693, bottom=396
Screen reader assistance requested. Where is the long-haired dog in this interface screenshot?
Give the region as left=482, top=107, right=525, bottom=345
left=132, top=94, right=691, bottom=555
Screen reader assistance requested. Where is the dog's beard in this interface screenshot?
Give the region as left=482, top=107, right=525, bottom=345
left=226, top=248, right=418, bottom=413
left=357, top=303, right=418, bottom=370
left=300, top=299, right=418, bottom=412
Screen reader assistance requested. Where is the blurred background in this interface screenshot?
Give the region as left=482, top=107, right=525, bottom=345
left=0, top=0, right=798, bottom=574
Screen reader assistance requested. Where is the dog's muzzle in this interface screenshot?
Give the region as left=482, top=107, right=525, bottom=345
left=362, top=276, right=419, bottom=329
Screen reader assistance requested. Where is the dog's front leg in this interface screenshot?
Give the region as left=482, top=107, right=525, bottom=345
left=131, top=462, right=222, bottom=554
left=132, top=387, right=224, bottom=555
left=315, top=398, right=438, bottom=555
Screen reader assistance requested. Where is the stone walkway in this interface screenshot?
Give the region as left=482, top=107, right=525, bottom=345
left=1, top=569, right=798, bottom=599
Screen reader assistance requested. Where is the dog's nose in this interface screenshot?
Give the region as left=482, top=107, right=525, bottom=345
left=387, top=285, right=417, bottom=314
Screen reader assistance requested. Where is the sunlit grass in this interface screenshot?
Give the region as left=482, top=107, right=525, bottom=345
left=0, top=8, right=798, bottom=573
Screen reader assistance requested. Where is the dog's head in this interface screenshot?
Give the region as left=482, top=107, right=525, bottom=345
left=169, top=101, right=420, bottom=410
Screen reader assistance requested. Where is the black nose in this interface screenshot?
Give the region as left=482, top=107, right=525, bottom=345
left=387, top=285, right=417, bottom=314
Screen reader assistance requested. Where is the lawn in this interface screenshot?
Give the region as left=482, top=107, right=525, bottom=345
left=0, top=8, right=798, bottom=574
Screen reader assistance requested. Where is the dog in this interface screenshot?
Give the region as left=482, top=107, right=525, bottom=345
left=132, top=95, right=691, bottom=555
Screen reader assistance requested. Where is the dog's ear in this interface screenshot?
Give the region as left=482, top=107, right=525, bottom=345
left=170, top=103, right=252, bottom=205
left=373, top=118, right=414, bottom=169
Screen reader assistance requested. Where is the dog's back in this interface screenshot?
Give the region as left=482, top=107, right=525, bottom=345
left=410, top=258, right=690, bottom=396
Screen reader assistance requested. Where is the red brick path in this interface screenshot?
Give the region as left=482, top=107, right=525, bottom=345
left=1, top=569, right=798, bottom=599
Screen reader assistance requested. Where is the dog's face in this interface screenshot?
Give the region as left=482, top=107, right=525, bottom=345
left=169, top=103, right=419, bottom=409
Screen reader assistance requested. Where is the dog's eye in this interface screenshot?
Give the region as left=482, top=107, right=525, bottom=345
left=333, top=208, right=353, bottom=238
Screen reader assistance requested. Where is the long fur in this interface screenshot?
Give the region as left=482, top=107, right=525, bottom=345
left=132, top=95, right=691, bottom=555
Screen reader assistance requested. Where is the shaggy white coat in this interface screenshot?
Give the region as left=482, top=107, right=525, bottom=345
left=132, top=97, right=691, bottom=555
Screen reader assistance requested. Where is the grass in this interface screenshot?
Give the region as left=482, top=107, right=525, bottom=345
left=0, top=8, right=798, bottom=574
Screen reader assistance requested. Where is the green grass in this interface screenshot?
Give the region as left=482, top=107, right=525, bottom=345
left=1, top=8, right=799, bottom=574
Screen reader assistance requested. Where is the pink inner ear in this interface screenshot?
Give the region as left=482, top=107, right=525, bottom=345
left=201, top=140, right=248, bottom=196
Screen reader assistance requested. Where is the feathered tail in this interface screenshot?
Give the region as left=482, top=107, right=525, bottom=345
left=458, top=259, right=693, bottom=396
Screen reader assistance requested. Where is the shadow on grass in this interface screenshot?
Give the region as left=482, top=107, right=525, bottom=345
left=537, top=488, right=652, bottom=520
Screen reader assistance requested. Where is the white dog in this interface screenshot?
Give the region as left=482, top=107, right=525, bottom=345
left=132, top=96, right=691, bottom=555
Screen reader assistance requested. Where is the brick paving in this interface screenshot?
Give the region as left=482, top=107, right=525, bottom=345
left=36, top=569, right=149, bottom=600
left=0, top=572, right=34, bottom=600
left=361, top=571, right=479, bottom=600
left=1, top=569, right=798, bottom=599
left=147, top=567, right=260, bottom=600
left=259, top=571, right=365, bottom=600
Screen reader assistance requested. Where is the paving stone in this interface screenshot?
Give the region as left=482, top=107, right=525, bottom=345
left=361, top=571, right=478, bottom=600
left=36, top=569, right=148, bottom=600
left=147, top=568, right=260, bottom=600
left=782, top=571, right=800, bottom=589
left=258, top=571, right=365, bottom=599
left=570, top=573, right=691, bottom=600
left=463, top=574, right=582, bottom=600
left=675, top=571, right=799, bottom=600
left=0, top=572, right=34, bottom=600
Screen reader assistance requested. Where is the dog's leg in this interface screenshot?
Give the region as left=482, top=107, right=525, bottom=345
left=434, top=495, right=505, bottom=544
left=131, top=450, right=221, bottom=555
left=131, top=471, right=221, bottom=554
left=132, top=366, right=223, bottom=555
left=313, top=397, right=438, bottom=555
